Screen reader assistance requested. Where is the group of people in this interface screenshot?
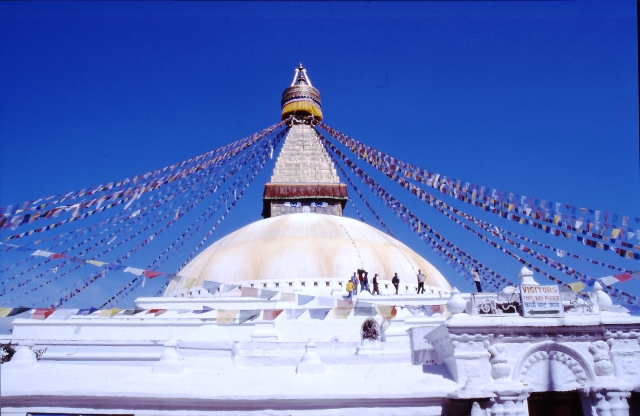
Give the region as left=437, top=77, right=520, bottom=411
left=345, top=269, right=432, bottom=299
left=345, top=267, right=483, bottom=299
left=345, top=269, right=375, bottom=300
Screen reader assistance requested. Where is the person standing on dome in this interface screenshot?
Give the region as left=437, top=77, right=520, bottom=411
left=351, top=272, right=358, bottom=295
left=361, top=270, right=371, bottom=294
left=472, top=268, right=482, bottom=293
left=372, top=274, right=380, bottom=295
left=358, top=269, right=366, bottom=292
left=416, top=270, right=426, bottom=294
left=392, top=273, right=400, bottom=295
left=346, top=279, right=355, bottom=301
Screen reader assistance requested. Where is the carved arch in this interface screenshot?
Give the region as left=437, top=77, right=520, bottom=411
left=512, top=342, right=595, bottom=392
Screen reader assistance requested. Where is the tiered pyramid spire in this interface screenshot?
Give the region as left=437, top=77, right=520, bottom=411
left=262, top=66, right=346, bottom=218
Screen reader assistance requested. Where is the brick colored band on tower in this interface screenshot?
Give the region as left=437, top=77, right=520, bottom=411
left=263, top=183, right=348, bottom=200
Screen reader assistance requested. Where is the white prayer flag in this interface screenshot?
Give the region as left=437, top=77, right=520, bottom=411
left=123, top=267, right=145, bottom=276
left=219, top=283, right=239, bottom=293
left=32, top=250, right=54, bottom=257
left=600, top=276, right=618, bottom=286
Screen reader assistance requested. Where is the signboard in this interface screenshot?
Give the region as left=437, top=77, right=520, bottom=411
left=520, top=285, right=564, bottom=318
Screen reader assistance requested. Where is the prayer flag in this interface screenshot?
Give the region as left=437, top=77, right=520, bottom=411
left=76, top=308, right=97, bottom=316
left=280, top=292, right=296, bottom=302
left=285, top=309, right=305, bottom=320
left=87, top=260, right=106, bottom=267
left=376, top=305, right=397, bottom=319
left=309, top=308, right=331, bottom=320
left=49, top=309, right=79, bottom=320
left=429, top=305, right=443, bottom=315
left=32, top=250, right=54, bottom=257
left=32, top=308, right=55, bottom=320
left=6, top=306, right=30, bottom=317
left=336, top=299, right=354, bottom=309
left=146, top=309, right=167, bottom=317
left=297, top=295, right=315, bottom=306
left=192, top=306, right=213, bottom=315
left=318, top=297, right=335, bottom=307
left=600, top=273, right=634, bottom=286
left=121, top=307, right=145, bottom=315
left=263, top=309, right=283, bottom=320
left=143, top=270, right=163, bottom=279
left=98, top=308, right=122, bottom=317
left=259, top=289, right=278, bottom=300
left=333, top=308, right=352, bottom=319
left=69, top=257, right=86, bottom=264
left=216, top=309, right=238, bottom=324
left=240, top=287, right=260, bottom=298
left=219, top=283, right=239, bottom=293
left=354, top=301, right=376, bottom=316
left=0, top=308, right=13, bottom=318
left=107, top=264, right=125, bottom=271
left=202, top=281, right=221, bottom=294
left=238, top=310, right=261, bottom=323
left=124, top=267, right=145, bottom=276
left=568, top=282, right=586, bottom=292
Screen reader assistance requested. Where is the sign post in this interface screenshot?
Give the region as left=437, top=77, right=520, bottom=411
left=520, top=285, right=564, bottom=318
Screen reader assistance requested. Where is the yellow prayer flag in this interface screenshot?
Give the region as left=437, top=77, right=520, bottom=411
left=280, top=292, right=296, bottom=302
left=376, top=305, right=397, bottom=319
left=333, top=308, right=352, bottom=319
left=611, top=229, right=621, bottom=239
left=508, top=203, right=514, bottom=211
left=568, top=282, right=586, bottom=293
left=0, top=308, right=13, bottom=318
left=98, top=308, right=122, bottom=317
left=216, top=309, right=237, bottom=324
left=553, top=215, right=560, bottom=225
left=87, top=260, right=106, bottom=267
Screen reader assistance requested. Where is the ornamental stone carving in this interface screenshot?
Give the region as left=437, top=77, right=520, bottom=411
left=486, top=342, right=510, bottom=380
left=590, top=340, right=614, bottom=377
left=519, top=349, right=588, bottom=391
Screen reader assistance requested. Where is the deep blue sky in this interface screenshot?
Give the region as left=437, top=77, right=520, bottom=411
left=0, top=2, right=638, bottom=310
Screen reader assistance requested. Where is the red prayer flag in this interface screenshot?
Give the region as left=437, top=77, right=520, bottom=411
left=143, top=270, right=163, bottom=279
left=32, top=308, right=55, bottom=320
left=263, top=309, right=283, bottom=320
left=51, top=253, right=66, bottom=259
left=146, top=308, right=167, bottom=316
left=614, top=273, right=633, bottom=283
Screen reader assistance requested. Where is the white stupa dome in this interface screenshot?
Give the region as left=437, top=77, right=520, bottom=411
left=164, top=213, right=451, bottom=296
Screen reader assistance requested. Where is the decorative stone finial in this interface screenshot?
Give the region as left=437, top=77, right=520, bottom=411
left=519, top=267, right=539, bottom=286
left=296, top=339, right=325, bottom=375
left=592, top=281, right=612, bottom=311
left=447, top=287, right=467, bottom=315
left=152, top=337, right=183, bottom=374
